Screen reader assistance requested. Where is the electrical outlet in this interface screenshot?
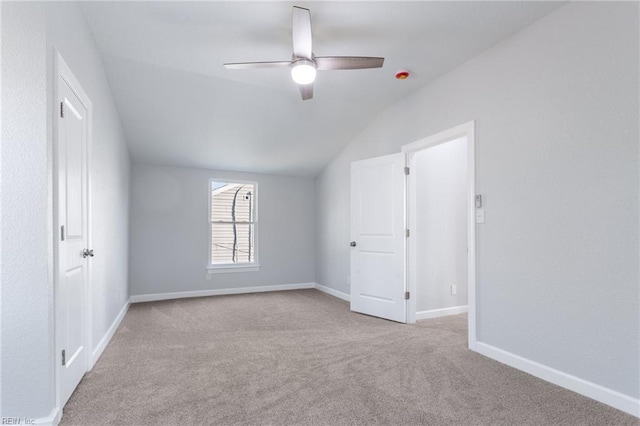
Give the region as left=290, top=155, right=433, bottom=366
left=451, top=285, right=457, bottom=295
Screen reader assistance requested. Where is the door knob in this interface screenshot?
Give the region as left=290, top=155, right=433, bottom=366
left=82, top=249, right=94, bottom=258
left=350, top=241, right=357, bottom=247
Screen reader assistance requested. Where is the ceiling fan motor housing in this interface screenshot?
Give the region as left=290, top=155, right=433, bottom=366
left=291, top=58, right=317, bottom=85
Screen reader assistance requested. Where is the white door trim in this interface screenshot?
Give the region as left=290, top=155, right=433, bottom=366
left=53, top=51, right=93, bottom=414
left=401, top=121, right=477, bottom=350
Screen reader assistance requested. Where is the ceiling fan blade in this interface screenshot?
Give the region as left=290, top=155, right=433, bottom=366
left=223, top=61, right=291, bottom=70
left=298, top=83, right=313, bottom=101
left=315, top=56, right=385, bottom=70
left=292, top=6, right=312, bottom=60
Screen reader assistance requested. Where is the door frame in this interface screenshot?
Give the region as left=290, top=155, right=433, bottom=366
left=401, top=121, right=477, bottom=350
left=53, top=51, right=93, bottom=412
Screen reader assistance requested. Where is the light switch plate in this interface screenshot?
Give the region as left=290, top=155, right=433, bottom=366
left=476, top=209, right=485, bottom=224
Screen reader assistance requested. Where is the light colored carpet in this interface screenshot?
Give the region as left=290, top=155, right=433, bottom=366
left=61, top=289, right=637, bottom=425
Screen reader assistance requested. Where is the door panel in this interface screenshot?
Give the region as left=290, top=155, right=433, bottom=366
left=359, top=252, right=396, bottom=301
left=350, top=153, right=406, bottom=323
left=65, top=102, right=84, bottom=238
left=359, top=164, right=395, bottom=236
left=65, top=267, right=84, bottom=361
left=58, top=75, right=89, bottom=407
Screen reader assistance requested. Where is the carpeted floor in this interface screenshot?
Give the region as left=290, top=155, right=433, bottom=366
left=61, top=289, right=637, bottom=425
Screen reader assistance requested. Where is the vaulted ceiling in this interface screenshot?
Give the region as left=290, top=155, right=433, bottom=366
left=80, top=1, right=563, bottom=177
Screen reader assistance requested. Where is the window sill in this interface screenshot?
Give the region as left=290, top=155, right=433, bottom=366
left=206, top=264, right=260, bottom=274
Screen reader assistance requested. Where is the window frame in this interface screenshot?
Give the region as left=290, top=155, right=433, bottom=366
left=207, top=178, right=259, bottom=274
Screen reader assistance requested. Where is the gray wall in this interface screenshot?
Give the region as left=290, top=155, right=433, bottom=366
left=414, top=137, right=468, bottom=312
left=1, top=3, right=50, bottom=417
left=1, top=2, right=131, bottom=418
left=316, top=2, right=639, bottom=399
left=130, top=164, right=315, bottom=296
left=0, top=1, right=3, bottom=411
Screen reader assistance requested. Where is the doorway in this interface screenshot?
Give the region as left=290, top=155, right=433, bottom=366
left=348, top=122, right=476, bottom=347
left=403, top=122, right=476, bottom=349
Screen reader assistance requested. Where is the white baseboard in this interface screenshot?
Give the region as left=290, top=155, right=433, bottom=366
left=90, top=298, right=130, bottom=369
left=416, top=305, right=468, bottom=320
left=130, top=282, right=316, bottom=303
left=475, top=342, right=640, bottom=418
left=34, top=406, right=61, bottom=426
left=314, top=283, right=350, bottom=302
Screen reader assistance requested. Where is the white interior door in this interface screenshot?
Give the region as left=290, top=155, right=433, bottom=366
left=350, top=153, right=406, bottom=323
left=57, top=73, right=90, bottom=406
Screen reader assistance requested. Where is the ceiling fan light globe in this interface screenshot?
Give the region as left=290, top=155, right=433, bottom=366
left=291, top=63, right=316, bottom=85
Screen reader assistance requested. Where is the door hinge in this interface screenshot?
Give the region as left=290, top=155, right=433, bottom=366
left=60, top=102, right=64, bottom=118
left=404, top=291, right=410, bottom=300
left=61, top=225, right=65, bottom=241
left=404, top=166, right=410, bottom=175
left=405, top=229, right=410, bottom=238
left=61, top=349, right=66, bottom=366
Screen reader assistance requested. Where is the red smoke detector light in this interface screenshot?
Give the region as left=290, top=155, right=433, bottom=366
left=395, top=70, right=409, bottom=80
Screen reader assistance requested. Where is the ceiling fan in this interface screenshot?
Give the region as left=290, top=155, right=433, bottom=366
left=223, top=6, right=384, bottom=100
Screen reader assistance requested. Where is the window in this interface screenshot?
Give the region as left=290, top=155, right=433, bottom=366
left=208, top=180, right=258, bottom=272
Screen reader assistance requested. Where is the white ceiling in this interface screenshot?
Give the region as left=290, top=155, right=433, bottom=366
left=80, top=1, right=564, bottom=177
